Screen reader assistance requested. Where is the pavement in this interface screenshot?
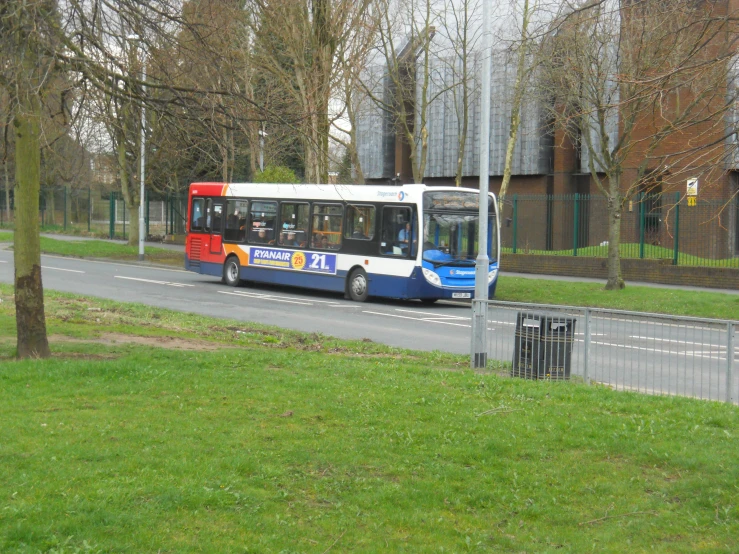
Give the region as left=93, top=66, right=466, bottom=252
left=1, top=231, right=736, bottom=295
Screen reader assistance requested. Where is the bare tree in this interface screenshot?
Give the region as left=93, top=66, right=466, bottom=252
left=361, top=0, right=446, bottom=184
left=244, top=0, right=372, bottom=184
left=543, top=0, right=739, bottom=289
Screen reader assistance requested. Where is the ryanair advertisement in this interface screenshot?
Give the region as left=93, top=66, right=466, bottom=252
left=250, top=247, right=337, bottom=275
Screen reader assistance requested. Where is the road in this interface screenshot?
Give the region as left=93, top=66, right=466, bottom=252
left=0, top=249, right=475, bottom=353
left=1, top=249, right=736, bottom=402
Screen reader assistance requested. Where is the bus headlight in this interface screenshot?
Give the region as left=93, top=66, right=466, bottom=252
left=488, top=269, right=498, bottom=283
left=421, top=267, right=442, bottom=287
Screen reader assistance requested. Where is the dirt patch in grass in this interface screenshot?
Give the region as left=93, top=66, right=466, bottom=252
left=50, top=333, right=231, bottom=351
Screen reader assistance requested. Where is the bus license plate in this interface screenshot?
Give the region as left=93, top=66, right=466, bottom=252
left=452, top=292, right=471, bottom=299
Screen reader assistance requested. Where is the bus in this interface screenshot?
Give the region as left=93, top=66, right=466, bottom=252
left=185, top=183, right=500, bottom=302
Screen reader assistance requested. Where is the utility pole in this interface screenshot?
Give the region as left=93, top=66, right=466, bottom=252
left=471, top=0, right=492, bottom=368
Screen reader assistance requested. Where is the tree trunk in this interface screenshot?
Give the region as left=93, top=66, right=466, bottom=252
left=605, top=192, right=625, bottom=290
left=118, top=124, right=139, bottom=246
left=13, top=94, right=51, bottom=359
left=3, top=160, right=10, bottom=222
left=499, top=0, right=530, bottom=206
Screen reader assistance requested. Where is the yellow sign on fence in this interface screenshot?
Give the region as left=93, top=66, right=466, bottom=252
left=687, top=197, right=696, bottom=207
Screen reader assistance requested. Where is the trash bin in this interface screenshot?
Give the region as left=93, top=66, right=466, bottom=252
left=512, top=312, right=576, bottom=380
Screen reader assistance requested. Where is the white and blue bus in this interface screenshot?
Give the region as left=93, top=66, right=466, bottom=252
left=185, top=182, right=500, bottom=302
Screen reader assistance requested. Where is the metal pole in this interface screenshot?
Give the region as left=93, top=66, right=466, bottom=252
left=639, top=192, right=645, bottom=259
left=512, top=195, right=518, bottom=254
left=88, top=186, right=91, bottom=233
left=471, top=0, right=492, bottom=369
left=727, top=322, right=735, bottom=404
left=673, top=191, right=680, bottom=266
left=583, top=308, right=591, bottom=385
left=139, top=52, right=146, bottom=261
left=573, top=193, right=579, bottom=256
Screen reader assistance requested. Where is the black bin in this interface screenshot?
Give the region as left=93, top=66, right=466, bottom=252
left=512, top=312, right=576, bottom=380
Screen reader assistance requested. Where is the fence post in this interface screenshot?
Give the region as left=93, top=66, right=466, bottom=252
left=573, top=193, right=579, bottom=256
left=727, top=322, right=735, bottom=405
left=583, top=308, right=591, bottom=385
left=109, top=194, right=115, bottom=239
left=512, top=195, right=518, bottom=254
left=122, top=199, right=126, bottom=240
left=146, top=190, right=150, bottom=238
left=63, top=186, right=67, bottom=231
left=639, top=192, right=645, bottom=259
left=672, top=191, right=680, bottom=266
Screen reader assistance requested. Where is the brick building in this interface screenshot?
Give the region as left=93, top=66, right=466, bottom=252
left=356, top=0, right=739, bottom=261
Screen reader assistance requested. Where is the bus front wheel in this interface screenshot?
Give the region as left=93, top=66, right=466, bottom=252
left=223, top=256, right=242, bottom=287
left=348, top=268, right=369, bottom=302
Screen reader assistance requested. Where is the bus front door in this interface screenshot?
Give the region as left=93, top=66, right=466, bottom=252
left=210, top=201, right=224, bottom=255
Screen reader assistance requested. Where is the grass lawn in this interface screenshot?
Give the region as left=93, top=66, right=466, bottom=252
left=0, top=286, right=737, bottom=552
left=0, top=233, right=183, bottom=267
left=503, top=244, right=739, bottom=268
left=496, top=277, right=739, bottom=320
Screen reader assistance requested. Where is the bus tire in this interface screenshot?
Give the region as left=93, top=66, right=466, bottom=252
left=420, top=298, right=438, bottom=304
left=347, top=268, right=369, bottom=302
left=223, top=256, right=242, bottom=287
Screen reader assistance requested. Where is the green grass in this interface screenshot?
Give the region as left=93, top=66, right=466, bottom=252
left=0, top=286, right=738, bottom=552
left=496, top=277, right=739, bottom=320
left=503, top=243, right=739, bottom=268
left=0, top=234, right=183, bottom=266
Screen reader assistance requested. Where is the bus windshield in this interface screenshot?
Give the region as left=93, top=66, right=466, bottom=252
left=422, top=191, right=497, bottom=267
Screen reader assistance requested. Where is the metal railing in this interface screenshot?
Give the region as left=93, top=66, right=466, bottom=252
left=0, top=187, right=188, bottom=240
left=500, top=193, right=739, bottom=268
left=474, top=300, right=738, bottom=404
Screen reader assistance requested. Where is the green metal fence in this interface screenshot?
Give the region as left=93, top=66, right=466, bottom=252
left=0, top=187, right=188, bottom=241
left=500, top=193, right=739, bottom=268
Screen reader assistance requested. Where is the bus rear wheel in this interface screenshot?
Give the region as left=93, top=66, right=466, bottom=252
left=223, top=256, right=242, bottom=287
left=348, top=268, right=369, bottom=302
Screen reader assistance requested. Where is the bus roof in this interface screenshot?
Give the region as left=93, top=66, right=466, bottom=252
left=188, top=182, right=496, bottom=204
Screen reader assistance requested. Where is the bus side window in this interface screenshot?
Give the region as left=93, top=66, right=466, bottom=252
left=191, top=198, right=205, bottom=231
left=225, top=199, right=248, bottom=242
left=278, top=202, right=310, bottom=247
left=344, top=205, right=375, bottom=240
left=249, top=200, right=278, bottom=244
left=311, top=203, right=343, bottom=250
left=381, top=206, right=412, bottom=256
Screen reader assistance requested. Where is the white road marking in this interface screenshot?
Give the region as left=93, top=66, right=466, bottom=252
left=629, top=335, right=726, bottom=348
left=218, top=290, right=312, bottom=305
left=42, top=266, right=85, bottom=273
left=592, top=340, right=728, bottom=361
left=115, top=276, right=194, bottom=287
left=363, top=310, right=471, bottom=328
left=395, top=308, right=469, bottom=320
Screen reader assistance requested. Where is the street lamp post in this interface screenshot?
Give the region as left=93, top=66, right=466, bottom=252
left=258, top=126, right=267, bottom=173
left=128, top=35, right=146, bottom=261
left=472, top=0, right=492, bottom=368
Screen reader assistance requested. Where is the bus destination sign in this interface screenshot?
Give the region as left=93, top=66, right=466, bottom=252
left=250, top=247, right=337, bottom=275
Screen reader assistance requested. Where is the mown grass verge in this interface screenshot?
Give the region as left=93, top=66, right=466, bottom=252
left=0, top=285, right=737, bottom=552
left=0, top=233, right=183, bottom=267
left=503, top=243, right=739, bottom=268
left=496, top=277, right=739, bottom=320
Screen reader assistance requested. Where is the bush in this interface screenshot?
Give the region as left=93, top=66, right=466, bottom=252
left=253, top=165, right=301, bottom=184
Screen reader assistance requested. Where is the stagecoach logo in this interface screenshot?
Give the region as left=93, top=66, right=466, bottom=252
left=377, top=190, right=407, bottom=200
left=449, top=269, right=475, bottom=276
